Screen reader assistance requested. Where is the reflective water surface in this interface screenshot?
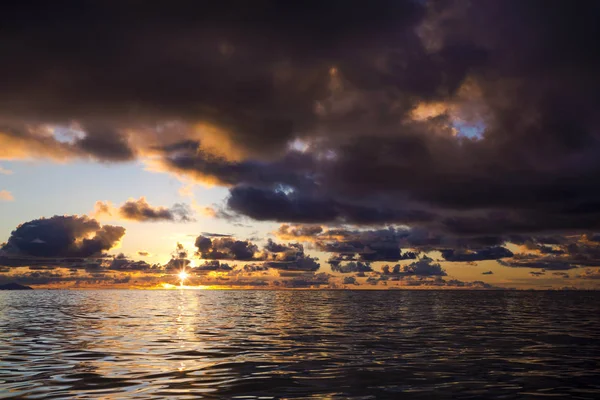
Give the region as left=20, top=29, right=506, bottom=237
left=1, top=290, right=599, bottom=399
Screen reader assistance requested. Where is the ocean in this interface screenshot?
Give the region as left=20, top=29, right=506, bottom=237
left=1, top=290, right=599, bottom=399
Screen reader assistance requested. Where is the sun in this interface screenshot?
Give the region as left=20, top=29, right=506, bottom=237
left=178, top=270, right=189, bottom=286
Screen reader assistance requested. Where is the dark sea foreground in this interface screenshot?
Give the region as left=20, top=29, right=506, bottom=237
left=1, top=290, right=600, bottom=399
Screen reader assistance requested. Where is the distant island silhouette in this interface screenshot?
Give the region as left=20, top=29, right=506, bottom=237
left=0, top=282, right=33, bottom=290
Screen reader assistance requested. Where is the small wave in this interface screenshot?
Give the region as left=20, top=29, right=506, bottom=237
left=0, top=290, right=599, bottom=399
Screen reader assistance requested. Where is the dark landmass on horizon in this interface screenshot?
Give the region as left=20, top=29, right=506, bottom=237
left=0, top=282, right=34, bottom=290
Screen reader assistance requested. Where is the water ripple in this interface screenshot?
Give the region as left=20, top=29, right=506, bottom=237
left=1, top=290, right=599, bottom=399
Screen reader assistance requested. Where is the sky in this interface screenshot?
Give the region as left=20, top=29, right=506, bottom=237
left=2, top=0, right=600, bottom=289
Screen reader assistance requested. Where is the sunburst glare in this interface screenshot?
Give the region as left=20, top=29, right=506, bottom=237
left=178, top=270, right=189, bottom=286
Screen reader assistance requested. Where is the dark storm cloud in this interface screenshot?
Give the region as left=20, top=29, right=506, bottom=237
left=0, top=216, right=125, bottom=266
left=109, top=254, right=157, bottom=271
left=195, top=261, right=233, bottom=272
left=242, top=264, right=270, bottom=273
left=74, top=124, right=136, bottom=162
left=0, top=268, right=148, bottom=287
left=360, top=248, right=418, bottom=262
left=317, top=227, right=417, bottom=260
left=0, top=270, right=71, bottom=286
left=326, top=254, right=357, bottom=267
left=440, top=247, right=513, bottom=262
left=311, top=227, right=423, bottom=261
left=343, top=276, right=359, bottom=285
left=381, top=256, right=447, bottom=277
left=265, top=256, right=320, bottom=272
left=3, top=0, right=600, bottom=242
left=214, top=1, right=600, bottom=232
left=264, top=239, right=302, bottom=255
left=0, top=0, right=424, bottom=158
left=227, top=186, right=435, bottom=225
left=194, top=235, right=261, bottom=261
left=192, top=234, right=322, bottom=272
left=285, top=225, right=508, bottom=263
left=275, top=225, right=324, bottom=241
left=263, top=240, right=314, bottom=268
left=331, top=261, right=373, bottom=274
left=94, top=198, right=194, bottom=222
left=160, top=143, right=318, bottom=189
left=496, top=234, right=600, bottom=271
left=497, top=256, right=577, bottom=271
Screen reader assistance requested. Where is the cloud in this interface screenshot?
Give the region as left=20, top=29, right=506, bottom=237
left=264, top=239, right=298, bottom=254
left=163, top=243, right=191, bottom=271
left=194, top=260, right=233, bottom=273
left=109, top=254, right=157, bottom=271
left=343, top=276, right=359, bottom=285
left=275, top=224, right=324, bottom=241
left=164, top=258, right=190, bottom=272
left=194, top=235, right=262, bottom=261
left=4, top=1, right=600, bottom=285
left=1, top=1, right=423, bottom=165
left=314, top=226, right=422, bottom=262
left=262, top=239, right=308, bottom=263
left=241, top=264, right=270, bottom=273
left=0, top=265, right=167, bottom=288
left=264, top=256, right=320, bottom=272
left=227, top=186, right=435, bottom=225
left=201, top=232, right=233, bottom=238
left=192, top=235, right=322, bottom=272
left=282, top=225, right=510, bottom=265
left=0, top=190, right=14, bottom=202
left=384, top=256, right=447, bottom=277
left=1, top=216, right=125, bottom=265
left=497, top=257, right=577, bottom=271
left=366, top=276, right=379, bottom=285
left=392, top=276, right=495, bottom=289
left=496, top=234, right=600, bottom=272
left=0, top=165, right=12, bottom=175
left=331, top=261, right=373, bottom=274
left=239, top=239, right=324, bottom=272
left=577, top=269, right=600, bottom=280
left=440, top=247, right=513, bottom=262
left=75, top=123, right=136, bottom=162
left=93, top=197, right=194, bottom=222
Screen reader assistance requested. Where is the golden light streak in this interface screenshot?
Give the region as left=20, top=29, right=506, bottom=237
left=161, top=283, right=211, bottom=290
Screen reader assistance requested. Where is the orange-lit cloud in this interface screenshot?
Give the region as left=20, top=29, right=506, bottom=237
left=0, top=126, right=76, bottom=161
left=0, top=190, right=14, bottom=201
left=275, top=224, right=324, bottom=241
